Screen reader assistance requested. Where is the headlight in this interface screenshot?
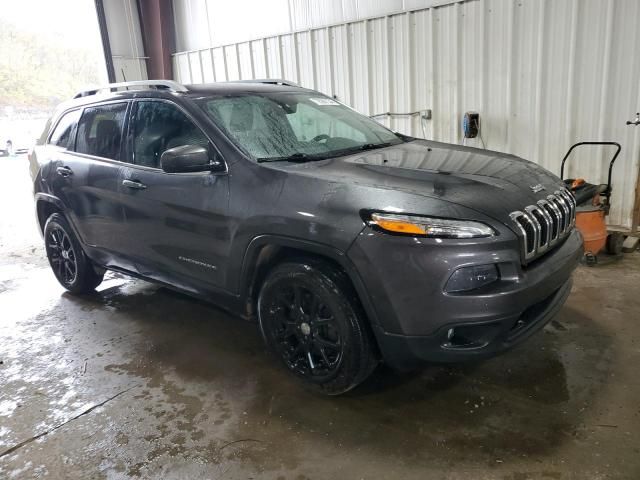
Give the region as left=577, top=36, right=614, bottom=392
left=368, top=213, right=495, bottom=238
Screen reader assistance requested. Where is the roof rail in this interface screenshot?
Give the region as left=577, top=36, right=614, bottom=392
left=74, top=80, right=188, bottom=99
left=234, top=78, right=300, bottom=87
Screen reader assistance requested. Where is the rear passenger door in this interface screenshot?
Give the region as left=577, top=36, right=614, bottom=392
left=120, top=99, right=231, bottom=292
left=73, top=102, right=130, bottom=258
left=49, top=102, right=129, bottom=260
left=46, top=108, right=83, bottom=231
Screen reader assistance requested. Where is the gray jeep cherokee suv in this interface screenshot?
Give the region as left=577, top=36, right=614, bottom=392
left=29, top=80, right=582, bottom=394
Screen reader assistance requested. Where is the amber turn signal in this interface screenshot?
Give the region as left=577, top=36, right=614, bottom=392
left=368, top=212, right=495, bottom=238
left=370, top=213, right=427, bottom=235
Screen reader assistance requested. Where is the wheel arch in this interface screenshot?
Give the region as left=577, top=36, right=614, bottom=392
left=239, top=235, right=381, bottom=330
left=35, top=193, right=66, bottom=235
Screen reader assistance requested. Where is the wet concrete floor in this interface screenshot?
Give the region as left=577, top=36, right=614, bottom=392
left=1, top=157, right=639, bottom=479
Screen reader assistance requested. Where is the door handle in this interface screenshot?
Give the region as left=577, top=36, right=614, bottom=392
left=56, top=166, right=73, bottom=177
left=122, top=179, right=147, bottom=190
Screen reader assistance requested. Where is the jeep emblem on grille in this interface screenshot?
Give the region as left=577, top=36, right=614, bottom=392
left=530, top=184, right=546, bottom=193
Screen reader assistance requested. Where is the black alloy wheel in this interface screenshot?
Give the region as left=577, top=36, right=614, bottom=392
left=266, top=282, right=344, bottom=381
left=46, top=227, right=77, bottom=287
left=44, top=213, right=104, bottom=293
left=258, top=259, right=378, bottom=395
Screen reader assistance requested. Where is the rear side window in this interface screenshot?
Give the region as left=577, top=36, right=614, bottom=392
left=129, top=101, right=209, bottom=168
left=76, top=103, right=127, bottom=160
left=48, top=110, right=81, bottom=149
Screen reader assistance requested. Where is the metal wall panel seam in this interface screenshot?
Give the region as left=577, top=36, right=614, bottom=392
left=293, top=32, right=301, bottom=83
left=221, top=46, right=228, bottom=81
left=264, top=39, right=271, bottom=78
left=622, top=0, right=640, bottom=228
left=532, top=0, right=547, bottom=169
left=563, top=0, right=578, bottom=179
left=507, top=0, right=519, bottom=153
left=631, top=81, right=640, bottom=228
left=233, top=43, right=241, bottom=79
left=596, top=0, right=615, bottom=184
left=198, top=50, right=205, bottom=84
left=124, top=0, right=137, bottom=75
left=327, top=27, right=336, bottom=97
left=364, top=19, right=373, bottom=115
left=429, top=9, right=438, bottom=140
left=186, top=50, right=193, bottom=83
left=406, top=12, right=415, bottom=136
left=479, top=0, right=487, bottom=145
left=346, top=23, right=354, bottom=107
left=204, top=0, right=213, bottom=47
left=277, top=35, right=285, bottom=79
left=209, top=49, right=217, bottom=82
left=309, top=30, right=317, bottom=90
left=287, top=0, right=295, bottom=32
left=454, top=1, right=462, bottom=144
left=386, top=16, right=394, bottom=130
left=248, top=43, right=255, bottom=79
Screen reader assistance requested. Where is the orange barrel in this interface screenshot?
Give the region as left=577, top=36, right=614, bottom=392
left=574, top=206, right=607, bottom=255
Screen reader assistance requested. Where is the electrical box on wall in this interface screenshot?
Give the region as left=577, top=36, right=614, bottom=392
left=462, top=111, right=480, bottom=138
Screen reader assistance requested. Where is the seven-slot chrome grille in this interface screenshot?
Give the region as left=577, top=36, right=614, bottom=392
left=509, top=189, right=576, bottom=263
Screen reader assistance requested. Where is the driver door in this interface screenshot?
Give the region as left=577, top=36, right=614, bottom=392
left=119, top=99, right=231, bottom=293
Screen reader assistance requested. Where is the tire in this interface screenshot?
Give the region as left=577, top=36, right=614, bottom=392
left=44, top=213, right=104, bottom=293
left=258, top=259, right=378, bottom=395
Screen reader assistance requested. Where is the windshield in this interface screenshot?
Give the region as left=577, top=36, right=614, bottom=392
left=198, top=92, right=405, bottom=161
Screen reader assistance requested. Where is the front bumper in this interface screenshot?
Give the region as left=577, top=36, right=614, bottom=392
left=347, top=227, right=583, bottom=369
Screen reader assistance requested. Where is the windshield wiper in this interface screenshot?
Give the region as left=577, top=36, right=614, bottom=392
left=357, top=142, right=393, bottom=151
left=256, top=142, right=394, bottom=163
left=257, top=153, right=314, bottom=163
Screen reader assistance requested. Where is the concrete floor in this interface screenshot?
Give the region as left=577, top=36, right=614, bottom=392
left=1, top=156, right=639, bottom=480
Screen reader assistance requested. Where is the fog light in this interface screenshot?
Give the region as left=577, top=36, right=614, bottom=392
left=445, top=264, right=499, bottom=293
left=442, top=323, right=502, bottom=349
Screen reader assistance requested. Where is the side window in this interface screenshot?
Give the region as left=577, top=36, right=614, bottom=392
left=48, top=110, right=81, bottom=149
left=76, top=103, right=127, bottom=160
left=130, top=101, right=209, bottom=168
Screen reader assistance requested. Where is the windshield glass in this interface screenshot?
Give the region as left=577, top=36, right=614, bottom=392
left=198, top=92, right=405, bottom=161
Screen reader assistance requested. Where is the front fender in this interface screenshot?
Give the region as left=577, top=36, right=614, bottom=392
left=237, top=234, right=381, bottom=329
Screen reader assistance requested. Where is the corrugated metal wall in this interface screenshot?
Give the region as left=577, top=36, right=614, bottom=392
left=171, top=0, right=448, bottom=51
left=173, top=0, right=640, bottom=228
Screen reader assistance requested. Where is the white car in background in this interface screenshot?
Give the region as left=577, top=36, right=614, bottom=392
left=1, top=110, right=49, bottom=157
left=0, top=140, right=11, bottom=157
left=1, top=139, right=29, bottom=157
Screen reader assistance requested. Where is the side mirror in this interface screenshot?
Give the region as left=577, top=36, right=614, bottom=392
left=160, top=145, right=224, bottom=173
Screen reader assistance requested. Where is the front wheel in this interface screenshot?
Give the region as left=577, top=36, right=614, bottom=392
left=44, top=213, right=104, bottom=293
left=258, top=259, right=378, bottom=395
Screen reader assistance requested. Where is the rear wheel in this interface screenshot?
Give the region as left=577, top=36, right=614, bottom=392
left=258, top=259, right=378, bottom=395
left=44, top=214, right=104, bottom=293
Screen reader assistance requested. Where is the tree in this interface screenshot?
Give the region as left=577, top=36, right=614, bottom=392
left=0, top=22, right=105, bottom=110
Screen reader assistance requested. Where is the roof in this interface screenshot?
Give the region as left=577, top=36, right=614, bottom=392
left=56, top=79, right=312, bottom=115
left=73, top=79, right=306, bottom=100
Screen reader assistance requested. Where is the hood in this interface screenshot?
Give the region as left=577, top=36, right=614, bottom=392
left=275, top=139, right=565, bottom=224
